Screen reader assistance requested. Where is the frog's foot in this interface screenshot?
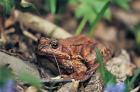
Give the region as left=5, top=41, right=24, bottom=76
left=80, top=64, right=99, bottom=82
left=60, top=69, right=94, bottom=81
left=68, top=70, right=87, bottom=80
left=59, top=72, right=86, bottom=80
left=60, top=74, right=74, bottom=80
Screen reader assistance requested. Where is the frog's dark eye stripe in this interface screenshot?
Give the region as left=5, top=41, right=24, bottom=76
left=50, top=39, right=59, bottom=49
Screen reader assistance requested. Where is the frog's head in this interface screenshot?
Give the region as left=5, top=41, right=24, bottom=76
left=37, top=37, right=60, bottom=55
left=37, top=37, right=70, bottom=59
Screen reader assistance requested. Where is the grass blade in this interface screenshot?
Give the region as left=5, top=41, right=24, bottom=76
left=88, top=0, right=111, bottom=36
left=95, top=48, right=116, bottom=84
left=95, top=48, right=105, bottom=76
left=128, top=68, right=140, bottom=91
left=75, top=16, right=88, bottom=35
left=47, top=0, right=56, bottom=14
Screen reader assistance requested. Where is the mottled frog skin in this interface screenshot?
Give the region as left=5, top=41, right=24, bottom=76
left=36, top=35, right=112, bottom=80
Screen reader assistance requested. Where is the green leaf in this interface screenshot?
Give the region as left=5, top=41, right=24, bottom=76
left=68, top=0, right=78, bottom=4
left=0, top=0, right=14, bottom=16
left=75, top=3, right=95, bottom=18
left=18, top=72, right=42, bottom=89
left=91, top=0, right=111, bottom=20
left=73, top=0, right=111, bottom=22
left=75, top=3, right=97, bottom=24
left=103, top=8, right=111, bottom=20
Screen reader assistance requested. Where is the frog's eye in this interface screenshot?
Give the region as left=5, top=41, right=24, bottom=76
left=50, top=40, right=59, bottom=49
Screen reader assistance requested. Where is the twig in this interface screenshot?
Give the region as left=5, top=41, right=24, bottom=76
left=22, top=30, right=38, bottom=41
left=14, top=10, right=72, bottom=39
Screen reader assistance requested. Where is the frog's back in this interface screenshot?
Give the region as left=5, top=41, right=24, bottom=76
left=60, top=35, right=95, bottom=46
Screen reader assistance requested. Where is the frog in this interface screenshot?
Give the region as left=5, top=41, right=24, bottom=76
left=36, top=35, right=113, bottom=80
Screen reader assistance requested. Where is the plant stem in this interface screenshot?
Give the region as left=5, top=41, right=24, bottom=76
left=75, top=16, right=88, bottom=35
left=88, top=1, right=111, bottom=37
left=50, top=0, right=56, bottom=14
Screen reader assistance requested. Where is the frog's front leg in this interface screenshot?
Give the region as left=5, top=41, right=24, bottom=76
left=59, top=59, right=87, bottom=80
left=69, top=60, right=87, bottom=80
left=60, top=59, right=87, bottom=80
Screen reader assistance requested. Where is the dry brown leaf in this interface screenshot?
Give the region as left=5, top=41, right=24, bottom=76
left=131, top=0, right=140, bottom=12
left=112, top=8, right=140, bottom=27
left=57, top=80, right=79, bottom=92
left=80, top=72, right=103, bottom=92
left=14, top=10, right=72, bottom=39
left=94, top=22, right=117, bottom=42
left=106, top=50, right=136, bottom=81
left=25, top=86, right=38, bottom=92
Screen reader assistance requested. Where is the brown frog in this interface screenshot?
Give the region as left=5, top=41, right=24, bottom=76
left=36, top=35, right=113, bottom=80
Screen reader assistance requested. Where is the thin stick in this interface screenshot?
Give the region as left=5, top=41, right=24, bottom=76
left=14, top=10, right=72, bottom=39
